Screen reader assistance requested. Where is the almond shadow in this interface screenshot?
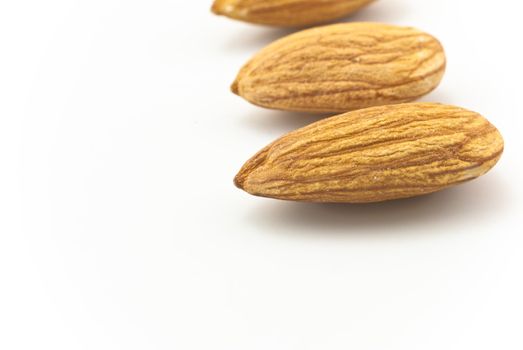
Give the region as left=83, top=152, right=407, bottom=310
left=240, top=173, right=510, bottom=236
left=221, top=0, right=409, bottom=52
left=239, top=108, right=332, bottom=134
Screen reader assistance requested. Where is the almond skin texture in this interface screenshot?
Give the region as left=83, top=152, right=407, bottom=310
left=211, top=0, right=375, bottom=27
left=232, top=23, right=446, bottom=113
left=234, top=103, right=504, bottom=203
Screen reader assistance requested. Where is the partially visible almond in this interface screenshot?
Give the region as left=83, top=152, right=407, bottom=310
left=233, top=23, right=446, bottom=113
left=235, top=103, right=503, bottom=203
left=211, top=0, right=375, bottom=27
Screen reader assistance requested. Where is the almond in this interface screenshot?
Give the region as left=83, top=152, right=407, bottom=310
left=234, top=103, right=503, bottom=203
left=211, top=0, right=375, bottom=27
left=232, top=23, right=446, bottom=113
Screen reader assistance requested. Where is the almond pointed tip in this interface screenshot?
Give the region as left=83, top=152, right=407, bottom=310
left=211, top=2, right=221, bottom=15
left=230, top=79, right=240, bottom=95
left=234, top=146, right=272, bottom=195
left=233, top=171, right=246, bottom=190
left=211, top=1, right=232, bottom=16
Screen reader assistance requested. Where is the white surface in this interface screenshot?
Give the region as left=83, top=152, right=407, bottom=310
left=1, top=0, right=522, bottom=349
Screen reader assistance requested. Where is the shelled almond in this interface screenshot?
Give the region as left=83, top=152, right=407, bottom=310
left=232, top=23, right=446, bottom=113
left=235, top=103, right=504, bottom=203
left=212, top=0, right=375, bottom=27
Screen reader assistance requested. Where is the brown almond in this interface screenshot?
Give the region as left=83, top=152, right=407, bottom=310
left=234, top=103, right=504, bottom=203
left=211, top=0, right=375, bottom=27
left=232, top=23, right=446, bottom=113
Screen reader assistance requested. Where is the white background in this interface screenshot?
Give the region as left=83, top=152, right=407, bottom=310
left=1, top=0, right=522, bottom=349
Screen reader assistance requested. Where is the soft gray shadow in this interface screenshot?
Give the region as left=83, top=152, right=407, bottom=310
left=238, top=85, right=457, bottom=134
left=418, top=86, right=460, bottom=106
left=239, top=108, right=332, bottom=134
left=242, top=174, right=510, bottom=235
left=222, top=0, right=409, bottom=51
left=338, top=0, right=409, bottom=24
left=222, top=27, right=296, bottom=52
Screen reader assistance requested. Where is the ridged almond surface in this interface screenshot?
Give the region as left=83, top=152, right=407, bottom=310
left=232, top=23, right=446, bottom=113
left=211, top=0, right=375, bottom=27
left=234, top=103, right=503, bottom=203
